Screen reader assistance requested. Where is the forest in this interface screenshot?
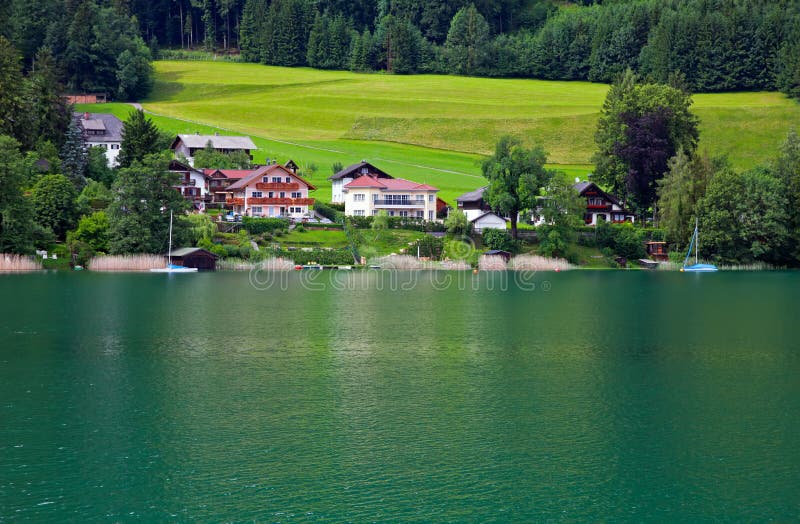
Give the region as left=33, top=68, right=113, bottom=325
left=2, top=0, right=800, bottom=101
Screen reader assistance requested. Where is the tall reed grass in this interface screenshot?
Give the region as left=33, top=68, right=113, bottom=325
left=217, top=257, right=295, bottom=271
left=371, top=255, right=470, bottom=270
left=0, top=254, right=41, bottom=271
left=479, top=255, right=509, bottom=271
left=88, top=255, right=164, bottom=271
left=509, top=255, right=574, bottom=271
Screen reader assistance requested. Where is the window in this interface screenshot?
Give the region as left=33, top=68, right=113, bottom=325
left=416, top=211, right=424, bottom=218
left=268, top=192, right=274, bottom=198
left=388, top=211, right=395, bottom=217
left=428, top=194, right=434, bottom=202
left=252, top=206, right=263, bottom=214
left=291, top=192, right=302, bottom=199
left=416, top=195, right=424, bottom=202
left=354, top=210, right=365, bottom=216
left=279, top=192, right=285, bottom=198
left=252, top=191, right=263, bottom=198
left=354, top=193, right=365, bottom=202
left=271, top=177, right=281, bottom=183
left=428, top=211, right=434, bottom=220
left=285, top=177, right=291, bottom=183
left=399, top=211, right=409, bottom=217
left=361, top=167, right=368, bottom=174
left=262, top=176, right=270, bottom=183
left=372, top=210, right=379, bottom=215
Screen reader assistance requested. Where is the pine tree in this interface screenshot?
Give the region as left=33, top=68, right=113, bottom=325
left=0, top=136, right=37, bottom=254
left=118, top=110, right=164, bottom=168
left=0, top=37, right=25, bottom=144
left=61, top=120, right=88, bottom=189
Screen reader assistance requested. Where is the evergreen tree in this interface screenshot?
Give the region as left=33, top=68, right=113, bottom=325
left=0, top=136, right=37, bottom=254
left=23, top=48, right=72, bottom=150
left=118, top=110, right=164, bottom=168
left=108, top=152, right=188, bottom=254
left=446, top=4, right=490, bottom=76
left=774, top=129, right=800, bottom=262
left=0, top=37, right=25, bottom=144
left=60, top=120, right=88, bottom=189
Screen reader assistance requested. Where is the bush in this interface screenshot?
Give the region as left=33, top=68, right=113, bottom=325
left=313, top=202, right=345, bottom=223
left=242, top=216, right=290, bottom=234
left=482, top=228, right=516, bottom=252
left=294, top=224, right=306, bottom=233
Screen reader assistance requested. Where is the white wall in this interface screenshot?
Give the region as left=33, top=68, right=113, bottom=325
left=473, top=214, right=507, bottom=232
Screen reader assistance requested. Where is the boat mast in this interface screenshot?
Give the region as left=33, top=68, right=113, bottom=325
left=168, top=210, right=173, bottom=266
left=695, top=217, right=699, bottom=265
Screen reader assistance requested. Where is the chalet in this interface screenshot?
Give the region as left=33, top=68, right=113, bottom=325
left=169, top=160, right=211, bottom=211
left=470, top=212, right=508, bottom=233
left=574, top=181, right=635, bottom=225
left=167, top=247, right=218, bottom=271
left=455, top=186, right=493, bottom=221
left=171, top=134, right=257, bottom=166
left=74, top=112, right=123, bottom=166
left=329, top=162, right=393, bottom=203
left=204, top=168, right=257, bottom=205
left=342, top=175, right=439, bottom=221
left=224, top=164, right=316, bottom=219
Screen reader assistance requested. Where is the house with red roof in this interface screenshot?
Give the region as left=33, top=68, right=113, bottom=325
left=343, top=174, right=440, bottom=221
left=204, top=168, right=257, bottom=205
left=223, top=163, right=316, bottom=219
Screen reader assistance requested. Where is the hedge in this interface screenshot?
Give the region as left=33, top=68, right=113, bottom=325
left=313, top=202, right=345, bottom=223
left=242, top=217, right=290, bottom=234
left=271, top=248, right=356, bottom=265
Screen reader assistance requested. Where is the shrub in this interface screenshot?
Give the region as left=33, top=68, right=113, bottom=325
left=313, top=202, right=345, bottom=223
left=294, top=224, right=306, bottom=233
left=482, top=228, right=516, bottom=252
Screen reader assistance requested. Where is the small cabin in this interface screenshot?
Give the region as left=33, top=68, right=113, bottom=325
left=167, top=248, right=218, bottom=270
left=646, top=242, right=668, bottom=261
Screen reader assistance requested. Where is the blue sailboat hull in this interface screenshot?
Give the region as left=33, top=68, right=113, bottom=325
left=681, top=263, right=718, bottom=272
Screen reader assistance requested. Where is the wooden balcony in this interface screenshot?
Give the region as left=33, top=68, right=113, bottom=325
left=226, top=197, right=315, bottom=206
left=255, top=182, right=300, bottom=191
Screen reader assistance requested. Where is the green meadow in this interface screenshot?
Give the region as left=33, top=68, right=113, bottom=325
left=80, top=60, right=800, bottom=203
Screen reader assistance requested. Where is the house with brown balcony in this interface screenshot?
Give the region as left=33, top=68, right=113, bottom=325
left=203, top=168, right=258, bottom=205
left=574, top=181, right=635, bottom=225
left=224, top=163, right=316, bottom=219
left=169, top=160, right=212, bottom=211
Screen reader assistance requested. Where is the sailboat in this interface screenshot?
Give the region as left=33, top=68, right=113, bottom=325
left=150, top=211, right=198, bottom=273
left=681, top=218, right=718, bottom=272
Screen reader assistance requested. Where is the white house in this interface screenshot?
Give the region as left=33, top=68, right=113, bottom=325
left=171, top=134, right=257, bottom=166
left=75, top=112, right=123, bottom=167
left=470, top=212, right=508, bottom=233
left=329, top=161, right=394, bottom=203
left=342, top=174, right=439, bottom=221
left=455, top=186, right=493, bottom=221
left=224, top=163, right=316, bottom=219
left=574, top=181, right=635, bottom=225
left=169, top=160, right=211, bottom=212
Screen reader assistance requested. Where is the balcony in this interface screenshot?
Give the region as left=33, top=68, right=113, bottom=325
left=255, top=182, right=300, bottom=191
left=586, top=204, right=611, bottom=210
left=373, top=199, right=426, bottom=208
left=226, top=197, right=315, bottom=206
left=180, top=179, right=196, bottom=187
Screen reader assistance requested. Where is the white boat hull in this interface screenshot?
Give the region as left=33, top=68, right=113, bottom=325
left=150, top=267, right=198, bottom=273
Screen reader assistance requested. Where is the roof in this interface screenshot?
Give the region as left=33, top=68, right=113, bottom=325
left=203, top=168, right=255, bottom=180
left=574, top=181, right=622, bottom=206
left=456, top=186, right=487, bottom=203
left=470, top=211, right=507, bottom=223
left=329, top=161, right=393, bottom=181
left=485, top=250, right=511, bottom=256
left=168, top=247, right=218, bottom=259
left=226, top=164, right=317, bottom=191
left=344, top=175, right=438, bottom=191
left=169, top=159, right=206, bottom=176
left=172, top=134, right=257, bottom=151
left=73, top=112, right=123, bottom=142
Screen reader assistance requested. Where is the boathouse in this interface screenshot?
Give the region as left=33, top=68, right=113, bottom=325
left=167, top=248, right=218, bottom=271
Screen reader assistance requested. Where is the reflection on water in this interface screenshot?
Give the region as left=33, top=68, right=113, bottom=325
left=1, top=271, right=799, bottom=520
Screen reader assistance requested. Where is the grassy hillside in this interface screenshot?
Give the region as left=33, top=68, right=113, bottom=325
left=85, top=60, right=800, bottom=203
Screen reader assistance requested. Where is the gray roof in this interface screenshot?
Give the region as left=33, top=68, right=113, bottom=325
left=329, top=161, right=393, bottom=181
left=456, top=186, right=487, bottom=203
left=74, top=112, right=123, bottom=142
left=470, top=211, right=507, bottom=223
left=174, top=134, right=257, bottom=151
left=168, top=247, right=218, bottom=258
left=573, top=181, right=622, bottom=206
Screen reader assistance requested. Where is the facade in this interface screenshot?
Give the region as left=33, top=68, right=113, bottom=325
left=169, top=160, right=211, bottom=211
left=75, top=112, right=123, bottom=166
left=574, top=181, right=635, bottom=225
left=167, top=248, right=218, bottom=270
left=171, top=134, right=257, bottom=166
left=204, top=168, right=255, bottom=205
left=455, top=186, right=492, bottom=221
left=471, top=212, right=508, bottom=233
left=224, top=164, right=316, bottom=219
left=343, top=175, right=439, bottom=221
left=329, top=162, right=393, bottom=203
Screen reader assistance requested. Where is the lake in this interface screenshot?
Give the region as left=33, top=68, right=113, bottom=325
left=1, top=270, right=799, bottom=521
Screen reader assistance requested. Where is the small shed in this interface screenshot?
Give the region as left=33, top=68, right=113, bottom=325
left=167, top=247, right=218, bottom=270
left=471, top=212, right=508, bottom=233
left=646, top=241, right=668, bottom=261
left=484, top=249, right=512, bottom=263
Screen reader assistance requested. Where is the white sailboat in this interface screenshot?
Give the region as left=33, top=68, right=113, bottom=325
left=150, top=211, right=198, bottom=273
left=681, top=218, right=718, bottom=272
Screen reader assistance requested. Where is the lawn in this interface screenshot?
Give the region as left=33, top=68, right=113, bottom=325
left=78, top=60, right=800, bottom=203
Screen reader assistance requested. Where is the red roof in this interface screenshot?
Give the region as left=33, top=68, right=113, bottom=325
left=203, top=168, right=256, bottom=180
left=226, top=164, right=317, bottom=191
left=344, top=175, right=438, bottom=191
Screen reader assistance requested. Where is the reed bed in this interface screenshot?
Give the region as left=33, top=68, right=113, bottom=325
left=479, top=255, right=509, bottom=271
left=218, top=257, right=295, bottom=271
left=88, top=254, right=163, bottom=271
left=371, top=255, right=469, bottom=270
left=0, top=254, right=41, bottom=272
left=440, top=260, right=471, bottom=270
left=509, top=254, right=574, bottom=271
left=656, top=261, right=681, bottom=271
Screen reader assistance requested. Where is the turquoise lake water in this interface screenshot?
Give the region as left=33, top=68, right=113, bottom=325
left=1, top=270, right=799, bottom=521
